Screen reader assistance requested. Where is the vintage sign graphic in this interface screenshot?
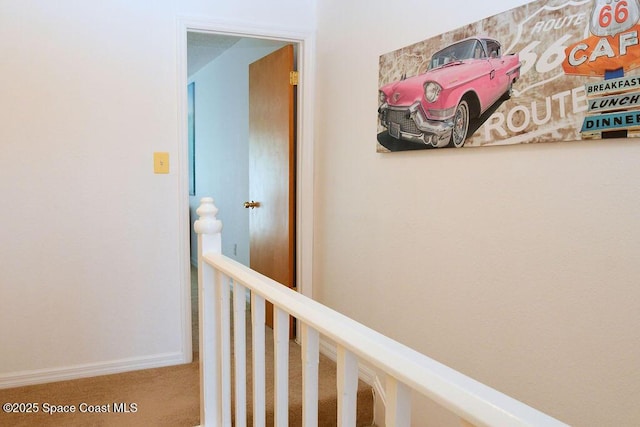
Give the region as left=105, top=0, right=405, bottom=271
left=377, top=0, right=640, bottom=152
left=582, top=110, right=640, bottom=132
left=587, top=90, right=640, bottom=112
left=589, top=0, right=640, bottom=36
left=505, top=0, right=591, bottom=95
left=560, top=0, right=640, bottom=136
left=585, top=74, right=640, bottom=93
left=563, top=0, right=640, bottom=78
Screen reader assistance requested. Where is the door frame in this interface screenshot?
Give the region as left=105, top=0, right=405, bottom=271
left=176, top=18, right=316, bottom=359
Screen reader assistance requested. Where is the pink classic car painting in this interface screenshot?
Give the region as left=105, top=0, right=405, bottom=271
left=378, top=37, right=521, bottom=149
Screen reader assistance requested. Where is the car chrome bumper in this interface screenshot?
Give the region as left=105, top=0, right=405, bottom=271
left=379, top=102, right=452, bottom=147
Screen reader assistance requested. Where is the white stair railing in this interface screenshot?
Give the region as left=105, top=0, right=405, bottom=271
left=194, top=197, right=569, bottom=427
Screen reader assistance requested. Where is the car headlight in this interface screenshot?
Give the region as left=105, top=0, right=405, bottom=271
left=424, top=81, right=441, bottom=103
left=379, top=90, right=387, bottom=104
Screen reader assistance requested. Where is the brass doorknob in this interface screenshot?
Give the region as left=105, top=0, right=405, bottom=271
left=244, top=201, right=260, bottom=209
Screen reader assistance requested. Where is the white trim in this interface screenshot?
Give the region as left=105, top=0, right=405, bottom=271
left=319, top=337, right=386, bottom=425
left=176, top=17, right=316, bottom=346
left=0, top=352, right=185, bottom=389
left=296, top=29, right=316, bottom=303
left=178, top=16, right=312, bottom=42
left=373, top=375, right=386, bottom=407
left=176, top=17, right=193, bottom=367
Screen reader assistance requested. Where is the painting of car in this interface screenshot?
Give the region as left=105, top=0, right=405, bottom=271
left=378, top=37, right=521, bottom=148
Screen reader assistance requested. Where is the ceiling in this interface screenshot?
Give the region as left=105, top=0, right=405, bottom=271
left=187, top=32, right=241, bottom=77
left=187, top=32, right=291, bottom=78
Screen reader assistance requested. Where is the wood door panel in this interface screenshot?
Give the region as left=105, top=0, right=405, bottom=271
left=248, top=45, right=295, bottom=333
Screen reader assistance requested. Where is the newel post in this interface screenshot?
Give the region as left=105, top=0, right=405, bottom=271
left=194, top=197, right=222, bottom=427
left=194, top=196, right=222, bottom=257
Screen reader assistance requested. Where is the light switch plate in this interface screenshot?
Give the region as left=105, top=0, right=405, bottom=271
left=154, top=152, right=170, bottom=174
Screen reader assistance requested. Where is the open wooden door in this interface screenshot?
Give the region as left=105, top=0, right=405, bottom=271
left=247, top=44, right=296, bottom=336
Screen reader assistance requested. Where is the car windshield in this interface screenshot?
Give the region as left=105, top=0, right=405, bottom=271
left=428, top=39, right=482, bottom=69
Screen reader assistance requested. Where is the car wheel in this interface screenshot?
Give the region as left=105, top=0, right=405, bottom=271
left=450, top=100, right=469, bottom=148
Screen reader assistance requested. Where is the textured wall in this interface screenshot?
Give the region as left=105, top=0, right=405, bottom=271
left=314, top=0, right=640, bottom=425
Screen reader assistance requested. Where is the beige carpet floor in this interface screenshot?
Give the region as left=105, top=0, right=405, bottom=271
left=0, top=350, right=374, bottom=426
left=0, top=359, right=200, bottom=426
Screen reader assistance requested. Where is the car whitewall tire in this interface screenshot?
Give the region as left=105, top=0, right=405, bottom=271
left=450, top=100, right=469, bottom=148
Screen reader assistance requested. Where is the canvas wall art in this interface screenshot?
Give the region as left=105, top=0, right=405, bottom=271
left=377, top=0, right=640, bottom=152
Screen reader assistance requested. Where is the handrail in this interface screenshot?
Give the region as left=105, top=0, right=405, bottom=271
left=194, top=197, right=569, bottom=427
left=204, top=252, right=568, bottom=427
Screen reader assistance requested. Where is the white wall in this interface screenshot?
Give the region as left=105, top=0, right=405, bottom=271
left=0, top=0, right=315, bottom=387
left=188, top=38, right=288, bottom=267
left=314, top=1, right=640, bottom=426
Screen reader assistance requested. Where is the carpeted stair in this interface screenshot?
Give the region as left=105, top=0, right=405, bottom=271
left=235, top=318, right=375, bottom=426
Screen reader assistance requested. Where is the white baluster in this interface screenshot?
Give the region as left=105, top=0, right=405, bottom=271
left=337, top=346, right=358, bottom=426
left=301, top=323, right=319, bottom=427
left=252, top=293, right=266, bottom=427
left=194, top=197, right=223, bottom=427
left=386, top=376, right=411, bottom=427
left=274, top=307, right=290, bottom=426
left=219, top=275, right=231, bottom=426
left=233, top=282, right=247, bottom=427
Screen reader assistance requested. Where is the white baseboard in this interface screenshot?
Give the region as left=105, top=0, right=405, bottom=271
left=372, top=375, right=386, bottom=426
left=318, top=337, right=386, bottom=425
left=318, top=337, right=382, bottom=392
left=0, top=351, right=187, bottom=389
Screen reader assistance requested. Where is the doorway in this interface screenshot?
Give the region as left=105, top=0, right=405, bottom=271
left=177, top=21, right=315, bottom=358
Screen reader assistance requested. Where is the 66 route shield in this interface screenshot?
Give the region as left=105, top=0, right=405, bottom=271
left=563, top=0, right=640, bottom=76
